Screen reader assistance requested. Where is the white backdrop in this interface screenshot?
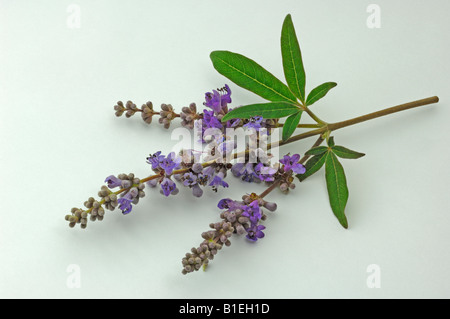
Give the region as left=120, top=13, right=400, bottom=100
left=1, top=0, right=449, bottom=298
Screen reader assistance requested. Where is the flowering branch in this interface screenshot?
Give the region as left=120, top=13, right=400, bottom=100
left=65, top=13, right=440, bottom=275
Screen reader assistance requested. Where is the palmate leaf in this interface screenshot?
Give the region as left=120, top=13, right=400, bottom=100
left=281, top=14, right=306, bottom=103
left=210, top=51, right=298, bottom=104
left=221, top=102, right=300, bottom=122
left=325, top=152, right=349, bottom=229
left=282, top=111, right=302, bottom=141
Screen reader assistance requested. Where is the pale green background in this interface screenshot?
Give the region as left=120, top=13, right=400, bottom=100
left=1, top=0, right=449, bottom=298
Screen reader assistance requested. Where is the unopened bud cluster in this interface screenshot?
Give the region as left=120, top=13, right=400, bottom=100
left=114, top=100, right=140, bottom=118
left=64, top=184, right=117, bottom=229
left=182, top=221, right=234, bottom=275
left=158, top=103, right=178, bottom=129
left=115, top=100, right=172, bottom=125
left=65, top=207, right=88, bottom=229
left=141, top=101, right=155, bottom=124
left=180, top=103, right=200, bottom=129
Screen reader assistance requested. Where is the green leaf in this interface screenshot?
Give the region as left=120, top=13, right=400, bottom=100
left=281, top=14, right=306, bottom=103
left=327, top=136, right=335, bottom=147
left=210, top=51, right=298, bottom=104
left=325, top=152, right=349, bottom=229
left=221, top=102, right=300, bottom=122
left=306, top=82, right=337, bottom=106
left=297, top=151, right=327, bottom=182
left=282, top=111, right=302, bottom=141
left=332, top=146, right=365, bottom=159
left=304, top=146, right=328, bottom=156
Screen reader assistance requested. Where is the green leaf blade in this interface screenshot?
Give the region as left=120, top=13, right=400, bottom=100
left=210, top=51, right=298, bottom=104
left=304, top=146, right=328, bottom=156
left=332, top=146, right=365, bottom=159
left=221, top=102, right=300, bottom=122
left=327, top=136, right=335, bottom=147
left=325, top=152, right=349, bottom=229
left=281, top=14, right=306, bottom=103
left=297, top=151, right=327, bottom=182
left=306, top=82, right=337, bottom=106
left=282, top=111, right=302, bottom=141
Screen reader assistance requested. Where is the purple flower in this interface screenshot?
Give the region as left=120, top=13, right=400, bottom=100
left=231, top=163, right=261, bottom=183
left=105, top=175, right=122, bottom=188
left=202, top=166, right=216, bottom=182
left=117, top=187, right=140, bottom=214
left=195, top=110, right=223, bottom=144
left=160, top=177, right=178, bottom=197
left=209, top=172, right=229, bottom=190
left=204, top=91, right=221, bottom=113
left=243, top=116, right=263, bottom=130
left=117, top=197, right=133, bottom=215
left=202, top=109, right=223, bottom=129
left=280, top=154, right=306, bottom=174
left=221, top=84, right=232, bottom=105
left=254, top=163, right=277, bottom=182
left=218, top=198, right=246, bottom=212
left=146, top=151, right=165, bottom=170
left=160, top=152, right=181, bottom=175
left=182, top=172, right=198, bottom=187
left=246, top=224, right=266, bottom=241
left=218, top=198, right=233, bottom=209
left=204, top=84, right=232, bottom=114
left=180, top=172, right=203, bottom=197
left=242, top=200, right=262, bottom=224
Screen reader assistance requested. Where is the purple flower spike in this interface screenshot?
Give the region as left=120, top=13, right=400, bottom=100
left=246, top=224, right=266, bottom=242
left=160, top=177, right=178, bottom=197
left=117, top=197, right=133, bottom=215
left=280, top=154, right=306, bottom=174
left=105, top=175, right=122, bottom=188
